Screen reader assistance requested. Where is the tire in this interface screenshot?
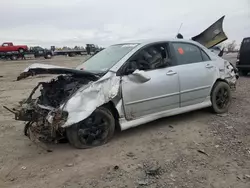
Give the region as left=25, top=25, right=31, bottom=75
left=10, top=55, right=17, bottom=60
left=69, top=53, right=76, bottom=57
left=66, top=107, right=115, bottom=149
left=211, top=81, right=232, bottom=114
left=45, top=53, right=52, bottom=59
left=240, top=70, right=248, bottom=76
left=18, top=48, right=24, bottom=53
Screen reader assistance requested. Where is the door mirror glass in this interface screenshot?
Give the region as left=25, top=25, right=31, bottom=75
left=131, top=70, right=151, bottom=82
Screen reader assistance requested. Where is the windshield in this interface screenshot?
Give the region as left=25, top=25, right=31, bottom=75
left=77, top=43, right=139, bottom=72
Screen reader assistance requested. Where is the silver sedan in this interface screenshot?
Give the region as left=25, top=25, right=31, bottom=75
left=9, top=39, right=237, bottom=149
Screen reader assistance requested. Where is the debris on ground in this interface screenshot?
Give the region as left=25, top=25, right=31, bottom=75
left=245, top=174, right=250, bottom=179
left=197, top=149, right=209, bottom=156
left=21, top=166, right=27, bottom=170
left=216, top=113, right=228, bottom=117
left=144, top=161, right=161, bottom=176
left=126, top=152, right=135, bottom=157
left=137, top=179, right=149, bottom=186
left=113, top=165, right=119, bottom=170
left=9, top=177, right=16, bottom=182
left=66, top=163, right=74, bottom=167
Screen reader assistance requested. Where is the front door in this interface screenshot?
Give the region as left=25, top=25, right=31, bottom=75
left=121, top=43, right=180, bottom=120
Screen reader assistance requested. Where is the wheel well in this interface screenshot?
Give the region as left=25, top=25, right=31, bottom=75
left=102, top=102, right=121, bottom=131
left=210, top=79, right=229, bottom=96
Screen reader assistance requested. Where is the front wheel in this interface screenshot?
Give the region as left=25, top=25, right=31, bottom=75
left=10, top=55, right=18, bottom=60
left=211, top=81, right=232, bottom=114
left=66, top=107, right=115, bottom=149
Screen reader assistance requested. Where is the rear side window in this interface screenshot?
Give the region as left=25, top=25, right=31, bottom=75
left=201, top=50, right=211, bottom=61
left=172, top=43, right=203, bottom=65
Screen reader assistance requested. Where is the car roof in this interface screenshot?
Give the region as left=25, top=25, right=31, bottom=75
left=115, top=38, right=205, bottom=47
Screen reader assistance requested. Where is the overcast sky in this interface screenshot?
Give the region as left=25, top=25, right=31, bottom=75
left=1, top=0, right=249, bottom=47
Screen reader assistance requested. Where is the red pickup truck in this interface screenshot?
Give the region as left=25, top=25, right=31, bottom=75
left=0, top=42, right=28, bottom=53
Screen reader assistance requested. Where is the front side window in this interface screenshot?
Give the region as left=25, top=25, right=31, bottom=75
left=77, top=43, right=138, bottom=72
left=172, top=42, right=203, bottom=65
left=123, top=43, right=171, bottom=74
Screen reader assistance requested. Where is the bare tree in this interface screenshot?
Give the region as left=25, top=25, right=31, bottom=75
left=225, top=40, right=237, bottom=52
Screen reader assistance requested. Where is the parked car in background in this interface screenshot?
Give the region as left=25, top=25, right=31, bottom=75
left=6, top=39, right=237, bottom=149
left=0, top=42, right=28, bottom=53
left=236, top=37, right=250, bottom=76
left=29, top=46, right=53, bottom=59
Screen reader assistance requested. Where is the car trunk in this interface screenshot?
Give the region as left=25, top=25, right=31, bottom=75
left=192, top=16, right=228, bottom=49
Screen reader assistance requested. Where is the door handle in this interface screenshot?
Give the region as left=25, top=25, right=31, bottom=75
left=166, top=70, right=177, bottom=75
left=206, top=64, right=214, bottom=68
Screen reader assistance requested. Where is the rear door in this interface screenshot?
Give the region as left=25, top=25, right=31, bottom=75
left=170, top=42, right=216, bottom=107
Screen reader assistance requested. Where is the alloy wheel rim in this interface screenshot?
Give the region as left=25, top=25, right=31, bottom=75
left=216, top=87, right=229, bottom=109
left=78, top=113, right=109, bottom=145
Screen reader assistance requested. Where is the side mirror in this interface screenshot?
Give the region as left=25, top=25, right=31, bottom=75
left=131, top=70, right=151, bottom=83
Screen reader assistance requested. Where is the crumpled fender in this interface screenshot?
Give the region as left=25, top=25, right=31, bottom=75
left=220, top=61, right=237, bottom=88
left=61, top=72, right=120, bottom=127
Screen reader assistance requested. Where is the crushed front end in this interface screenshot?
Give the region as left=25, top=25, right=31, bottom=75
left=6, top=75, right=91, bottom=143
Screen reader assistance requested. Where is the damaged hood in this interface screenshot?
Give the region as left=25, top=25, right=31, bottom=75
left=17, top=63, right=101, bottom=81
left=14, top=63, right=121, bottom=128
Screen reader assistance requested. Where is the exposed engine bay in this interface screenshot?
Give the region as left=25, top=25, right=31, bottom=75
left=5, top=75, right=91, bottom=143
left=38, top=75, right=87, bottom=108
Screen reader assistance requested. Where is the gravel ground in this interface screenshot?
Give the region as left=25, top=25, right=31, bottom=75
left=0, top=55, right=249, bottom=188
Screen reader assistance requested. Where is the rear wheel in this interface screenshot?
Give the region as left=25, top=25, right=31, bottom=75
left=69, top=53, right=76, bottom=57
left=18, top=48, right=24, bottom=53
left=66, top=107, right=115, bottom=149
left=211, top=81, right=232, bottom=114
left=45, top=53, right=52, bottom=59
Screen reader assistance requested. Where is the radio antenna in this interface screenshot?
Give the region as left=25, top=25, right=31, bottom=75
left=176, top=23, right=183, bottom=38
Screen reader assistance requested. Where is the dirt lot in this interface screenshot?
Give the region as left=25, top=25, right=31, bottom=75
left=0, top=55, right=249, bottom=188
